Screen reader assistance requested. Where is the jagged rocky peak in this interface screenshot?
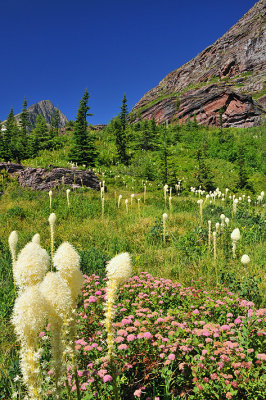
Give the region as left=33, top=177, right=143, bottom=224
left=132, top=0, right=266, bottom=128
left=15, top=99, right=68, bottom=129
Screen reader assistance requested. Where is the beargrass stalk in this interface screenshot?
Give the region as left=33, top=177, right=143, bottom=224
left=8, top=231, right=18, bottom=296
left=231, top=228, right=241, bottom=259
left=208, top=220, right=211, bottom=253
left=118, top=194, right=122, bottom=208
left=104, top=253, right=132, bottom=400
left=66, top=189, right=70, bottom=208
left=143, top=184, right=146, bottom=203
left=49, top=190, right=53, bottom=210
left=163, top=213, right=168, bottom=244
left=49, top=213, right=56, bottom=270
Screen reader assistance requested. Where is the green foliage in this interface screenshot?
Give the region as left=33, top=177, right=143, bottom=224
left=68, top=89, right=98, bottom=167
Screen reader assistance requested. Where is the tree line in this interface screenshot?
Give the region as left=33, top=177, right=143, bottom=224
left=0, top=98, right=61, bottom=163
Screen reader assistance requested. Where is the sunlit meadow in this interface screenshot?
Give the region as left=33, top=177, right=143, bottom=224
left=0, top=167, right=265, bottom=399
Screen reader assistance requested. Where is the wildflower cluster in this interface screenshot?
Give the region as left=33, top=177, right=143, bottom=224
left=73, top=272, right=265, bottom=399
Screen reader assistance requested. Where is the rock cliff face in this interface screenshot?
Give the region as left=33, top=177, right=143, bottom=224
left=132, top=0, right=266, bottom=127
left=14, top=100, right=68, bottom=130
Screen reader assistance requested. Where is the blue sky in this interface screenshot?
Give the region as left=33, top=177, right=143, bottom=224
left=0, top=0, right=256, bottom=124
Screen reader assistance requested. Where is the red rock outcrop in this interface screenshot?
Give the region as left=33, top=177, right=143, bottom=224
left=132, top=0, right=266, bottom=127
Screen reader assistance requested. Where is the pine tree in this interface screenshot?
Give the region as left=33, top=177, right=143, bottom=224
left=28, top=115, right=49, bottom=156
left=2, top=108, right=26, bottom=162
left=68, top=89, right=97, bottom=167
left=113, top=94, right=129, bottom=164
left=20, top=97, right=30, bottom=135
left=237, top=146, right=253, bottom=191
left=120, top=94, right=128, bottom=133
left=51, top=108, right=60, bottom=135
left=196, top=148, right=215, bottom=191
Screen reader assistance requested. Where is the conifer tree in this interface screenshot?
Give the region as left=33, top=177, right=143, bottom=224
left=120, top=94, right=128, bottom=133
left=28, top=115, right=49, bottom=156
left=20, top=97, right=30, bottom=135
left=68, top=89, right=97, bottom=167
left=3, top=108, right=25, bottom=162
left=114, top=94, right=129, bottom=164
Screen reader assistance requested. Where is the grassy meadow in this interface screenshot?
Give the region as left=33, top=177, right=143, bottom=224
left=0, top=122, right=265, bottom=399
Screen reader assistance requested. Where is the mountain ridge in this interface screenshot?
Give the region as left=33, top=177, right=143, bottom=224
left=132, top=0, right=266, bottom=127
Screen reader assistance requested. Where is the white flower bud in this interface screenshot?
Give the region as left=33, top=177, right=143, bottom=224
left=241, top=254, right=250, bottom=265
left=231, top=228, right=241, bottom=241
left=48, top=213, right=56, bottom=225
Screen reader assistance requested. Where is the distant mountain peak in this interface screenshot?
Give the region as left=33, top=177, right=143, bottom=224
left=1, top=100, right=68, bottom=131
left=132, top=0, right=266, bottom=127
left=23, top=100, right=68, bottom=129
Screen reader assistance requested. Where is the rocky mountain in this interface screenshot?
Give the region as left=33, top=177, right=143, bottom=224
left=132, top=0, right=266, bottom=127
left=2, top=100, right=68, bottom=130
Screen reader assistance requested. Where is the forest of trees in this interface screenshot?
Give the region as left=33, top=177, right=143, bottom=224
left=0, top=98, right=62, bottom=163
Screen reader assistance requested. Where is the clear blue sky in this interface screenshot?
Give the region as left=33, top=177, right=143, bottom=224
left=0, top=0, right=256, bottom=125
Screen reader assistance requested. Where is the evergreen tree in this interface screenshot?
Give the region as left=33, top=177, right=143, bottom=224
left=3, top=108, right=25, bottom=162
left=20, top=97, right=30, bottom=135
left=120, top=93, right=128, bottom=133
left=68, top=89, right=98, bottom=167
left=114, top=117, right=128, bottom=164
left=196, top=148, right=215, bottom=191
left=236, top=146, right=253, bottom=191
left=51, top=108, right=60, bottom=135
left=114, top=94, right=129, bottom=164
left=158, top=127, right=172, bottom=184
left=28, top=115, right=49, bottom=156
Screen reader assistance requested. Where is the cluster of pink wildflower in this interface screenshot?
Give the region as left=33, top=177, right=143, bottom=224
left=67, top=272, right=266, bottom=399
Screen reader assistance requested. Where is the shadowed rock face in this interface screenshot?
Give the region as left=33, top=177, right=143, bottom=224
left=132, top=0, right=266, bottom=127
left=14, top=100, right=68, bottom=130
left=0, top=163, right=101, bottom=191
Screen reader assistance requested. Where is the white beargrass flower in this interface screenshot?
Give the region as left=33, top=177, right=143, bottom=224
left=125, top=199, right=128, bottom=213
left=118, top=194, right=122, bottom=208
left=12, top=286, right=48, bottom=399
left=130, top=193, right=134, bottom=205
left=12, top=286, right=48, bottom=341
left=231, top=228, right=241, bottom=258
left=163, top=213, right=168, bottom=243
left=225, top=217, right=230, bottom=226
left=231, top=228, right=241, bottom=241
left=241, top=254, right=250, bottom=265
left=106, top=252, right=132, bottom=286
left=105, top=253, right=132, bottom=361
left=32, top=233, right=40, bottom=245
left=53, top=242, right=83, bottom=301
left=216, top=222, right=220, bottom=232
left=9, top=231, right=18, bottom=267
left=66, top=189, right=70, bottom=207
left=53, top=242, right=80, bottom=273
left=208, top=220, right=211, bottom=252
left=39, top=272, right=73, bottom=320
left=49, top=190, right=53, bottom=209
left=49, top=213, right=56, bottom=267
left=13, top=242, right=50, bottom=290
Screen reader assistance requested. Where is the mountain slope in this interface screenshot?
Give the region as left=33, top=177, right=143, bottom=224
left=132, top=0, right=266, bottom=127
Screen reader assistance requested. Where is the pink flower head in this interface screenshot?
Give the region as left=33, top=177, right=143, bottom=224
left=103, top=374, right=112, bottom=383
left=143, top=332, right=153, bottom=339
left=88, top=295, right=97, bottom=303
left=127, top=334, right=136, bottom=342
left=118, top=344, right=128, bottom=350
left=134, top=389, right=142, bottom=398
left=168, top=353, right=175, bottom=361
